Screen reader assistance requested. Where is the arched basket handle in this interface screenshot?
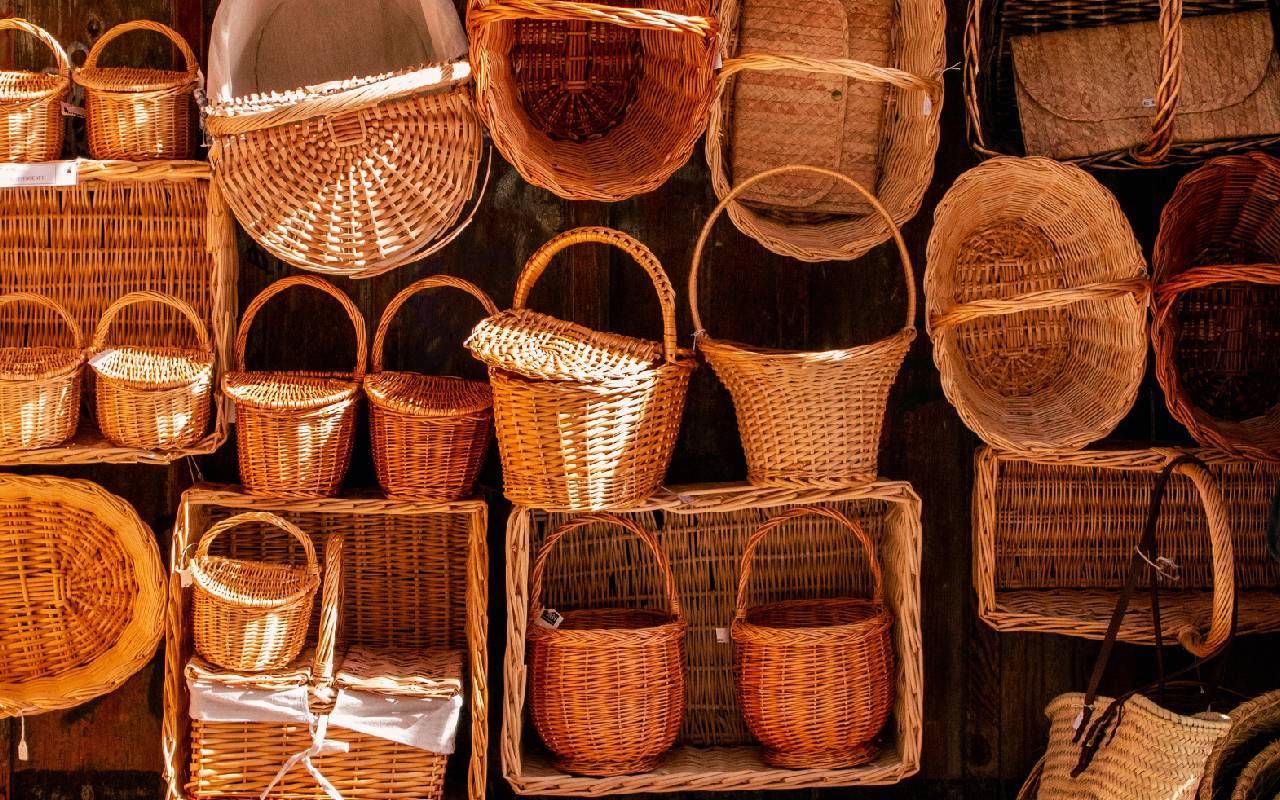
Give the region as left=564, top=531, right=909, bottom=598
left=470, top=0, right=716, bottom=36
left=0, top=292, right=84, bottom=350
left=91, top=291, right=211, bottom=353
left=372, top=275, right=497, bottom=373
left=234, top=275, right=368, bottom=380
left=0, top=19, right=71, bottom=81
left=191, top=511, right=321, bottom=606
left=82, top=20, right=199, bottom=82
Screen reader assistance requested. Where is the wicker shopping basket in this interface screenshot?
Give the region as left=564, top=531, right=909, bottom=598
left=223, top=276, right=366, bottom=499
left=468, top=227, right=694, bottom=509
left=691, top=165, right=914, bottom=487
left=0, top=293, right=84, bottom=452
left=0, top=19, right=70, bottom=163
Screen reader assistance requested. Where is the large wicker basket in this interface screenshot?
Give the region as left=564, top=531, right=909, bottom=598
left=691, top=165, right=914, bottom=487
left=469, top=0, right=719, bottom=200
left=1153, top=153, right=1280, bottom=461
left=0, top=19, right=70, bottom=163
left=926, top=157, right=1149, bottom=452
left=368, top=275, right=497, bottom=500
left=0, top=293, right=84, bottom=452
left=467, top=227, right=694, bottom=509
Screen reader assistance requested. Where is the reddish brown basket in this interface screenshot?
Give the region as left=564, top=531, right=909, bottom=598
left=0, top=19, right=70, bottom=163
left=0, top=293, right=84, bottom=451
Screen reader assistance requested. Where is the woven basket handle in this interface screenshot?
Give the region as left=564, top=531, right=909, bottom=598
left=372, top=275, right=498, bottom=373
left=470, top=0, right=716, bottom=36
left=690, top=164, right=916, bottom=335
left=234, top=275, right=368, bottom=380
left=1132, top=0, right=1182, bottom=164
left=312, top=533, right=343, bottom=690
left=515, top=226, right=680, bottom=362
left=90, top=291, right=211, bottom=353
left=734, top=506, right=883, bottom=620
left=929, top=278, right=1150, bottom=331
left=82, top=20, right=199, bottom=81
left=718, top=54, right=942, bottom=105
left=529, top=513, right=683, bottom=624
left=962, top=0, right=994, bottom=156
left=0, top=292, right=84, bottom=349
left=193, top=511, right=321, bottom=598
left=1162, top=458, right=1235, bottom=657
left=0, top=19, right=71, bottom=81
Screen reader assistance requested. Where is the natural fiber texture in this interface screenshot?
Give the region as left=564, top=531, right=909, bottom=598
left=1153, top=152, right=1280, bottom=461
left=0, top=474, right=164, bottom=717
left=368, top=275, right=496, bottom=501
left=469, top=0, right=719, bottom=200
left=691, top=165, right=915, bottom=486
left=503, top=482, right=923, bottom=793
left=0, top=293, right=83, bottom=451
left=1200, top=691, right=1280, bottom=800
left=224, top=276, right=366, bottom=499
left=1233, top=739, right=1280, bottom=800
left=0, top=18, right=70, bottom=162
left=77, top=21, right=199, bottom=161
left=468, top=227, right=694, bottom=510
left=926, top=157, right=1149, bottom=452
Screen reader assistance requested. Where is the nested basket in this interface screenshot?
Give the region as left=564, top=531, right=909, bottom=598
left=733, top=506, right=894, bottom=769
left=0, top=293, right=84, bottom=451
left=1153, top=153, right=1280, bottom=461
left=467, top=227, right=694, bottom=510
left=528, top=513, right=687, bottom=776
left=223, top=276, right=367, bottom=499
left=468, top=0, right=719, bottom=200
left=76, top=21, right=199, bottom=161
left=926, top=157, right=1149, bottom=452
left=89, top=291, right=214, bottom=451
left=368, top=275, right=498, bottom=500
left=0, top=19, right=70, bottom=163
left=189, top=511, right=321, bottom=673
left=690, top=165, right=915, bottom=487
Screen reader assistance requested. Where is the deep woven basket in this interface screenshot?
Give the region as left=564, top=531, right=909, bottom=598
left=0, top=18, right=70, bottom=163
left=1199, top=690, right=1280, bottom=800
left=0, top=293, right=84, bottom=451
left=528, top=513, right=687, bottom=776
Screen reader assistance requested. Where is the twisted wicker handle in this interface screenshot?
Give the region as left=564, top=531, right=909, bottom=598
left=1153, top=263, right=1280, bottom=312
left=470, top=0, right=716, bottom=36
left=0, top=18, right=71, bottom=82
left=961, top=0, right=993, bottom=155
left=734, top=506, right=883, bottom=619
left=0, top=292, right=84, bottom=349
left=690, top=164, right=916, bottom=334
left=1162, top=459, right=1234, bottom=657
left=515, top=226, right=681, bottom=362
left=529, top=513, right=683, bottom=623
left=312, top=533, right=343, bottom=690
left=82, top=20, right=199, bottom=81
left=234, top=275, right=368, bottom=380
left=192, top=511, right=321, bottom=607
left=372, top=275, right=498, bottom=373
left=719, top=53, right=942, bottom=104
left=90, top=291, right=211, bottom=353
left=929, top=277, right=1150, bottom=331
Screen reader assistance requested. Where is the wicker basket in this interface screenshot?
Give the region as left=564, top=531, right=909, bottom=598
left=76, top=20, right=199, bottom=161
left=467, top=227, right=694, bottom=509
left=528, top=513, right=686, bottom=776
left=0, top=293, right=84, bottom=452
left=1233, top=740, right=1280, bottom=800
left=224, top=276, right=366, bottom=499
left=468, top=0, right=719, bottom=200
left=1200, top=690, right=1280, bottom=800
left=0, top=19, right=70, bottom=163
left=926, top=157, right=1149, bottom=453
left=369, top=275, right=497, bottom=501
left=1153, top=153, right=1280, bottom=461
left=690, top=165, right=914, bottom=487
left=89, top=291, right=214, bottom=451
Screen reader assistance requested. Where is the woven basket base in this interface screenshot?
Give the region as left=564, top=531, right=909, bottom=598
left=554, top=752, right=664, bottom=777
left=763, top=740, right=880, bottom=769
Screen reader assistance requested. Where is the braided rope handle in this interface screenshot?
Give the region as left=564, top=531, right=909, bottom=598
left=0, top=18, right=71, bottom=81
left=735, top=506, right=884, bottom=619
left=82, top=20, right=199, bottom=81
left=929, top=277, right=1150, bottom=331
left=312, top=533, right=344, bottom=690
left=469, top=0, right=716, bottom=35
left=234, top=275, right=368, bottom=380
left=529, top=513, right=683, bottom=623
left=90, top=291, right=211, bottom=353
left=962, top=0, right=993, bottom=155
left=372, top=275, right=497, bottom=373
left=192, top=511, right=321, bottom=607
left=515, top=226, right=681, bottom=362
left=0, top=292, right=84, bottom=349
left=1163, top=458, right=1234, bottom=657
left=718, top=53, right=942, bottom=104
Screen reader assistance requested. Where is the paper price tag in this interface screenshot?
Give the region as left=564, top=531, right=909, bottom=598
left=1141, top=98, right=1156, bottom=109
left=178, top=567, right=194, bottom=588
left=0, top=161, right=78, bottom=189
left=714, top=627, right=730, bottom=645
left=536, top=608, right=564, bottom=630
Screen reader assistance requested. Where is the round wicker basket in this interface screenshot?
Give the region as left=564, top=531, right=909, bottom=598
left=0, top=19, right=70, bottom=163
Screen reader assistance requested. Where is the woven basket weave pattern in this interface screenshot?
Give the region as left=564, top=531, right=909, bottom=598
left=0, top=19, right=70, bottom=162
left=0, top=293, right=84, bottom=452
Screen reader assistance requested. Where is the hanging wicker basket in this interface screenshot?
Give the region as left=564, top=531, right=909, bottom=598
left=528, top=513, right=687, bottom=776
left=368, top=275, right=497, bottom=501
left=0, top=19, right=70, bottom=163
left=223, top=276, right=367, bottom=499
left=0, top=293, right=84, bottom=452
left=690, top=165, right=914, bottom=487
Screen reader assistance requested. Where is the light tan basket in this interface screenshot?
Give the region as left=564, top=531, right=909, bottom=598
left=0, top=18, right=70, bottom=163
left=0, top=293, right=84, bottom=451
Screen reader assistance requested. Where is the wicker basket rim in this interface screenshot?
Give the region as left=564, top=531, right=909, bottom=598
left=76, top=65, right=198, bottom=93
left=732, top=597, right=892, bottom=643
left=190, top=554, right=320, bottom=608
left=90, top=345, right=214, bottom=388
left=487, top=355, right=696, bottom=392
left=1046, top=691, right=1234, bottom=731
left=0, top=70, right=70, bottom=100
left=527, top=614, right=687, bottom=646
left=0, top=346, right=84, bottom=381
left=185, top=651, right=314, bottom=689
left=697, top=327, right=916, bottom=361
left=222, top=371, right=360, bottom=410
left=364, top=372, right=492, bottom=416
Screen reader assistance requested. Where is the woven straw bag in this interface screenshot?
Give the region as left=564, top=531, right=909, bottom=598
left=1232, top=740, right=1280, bottom=800
left=1153, top=153, right=1280, bottom=461
left=690, top=165, right=914, bottom=487
left=926, top=157, right=1149, bottom=453
left=528, top=513, right=687, bottom=776
left=733, top=506, right=894, bottom=769
left=224, top=276, right=367, bottom=499
left=467, top=227, right=694, bottom=509
left=468, top=0, right=719, bottom=200
left=0, top=293, right=84, bottom=452
left=89, top=291, right=214, bottom=451
left=190, top=511, right=321, bottom=673
left=1200, top=691, right=1280, bottom=800
left=368, top=275, right=497, bottom=501
left=76, top=20, right=199, bottom=161
left=0, top=19, right=70, bottom=163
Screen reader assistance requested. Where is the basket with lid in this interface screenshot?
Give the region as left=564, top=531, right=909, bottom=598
left=0, top=293, right=84, bottom=451
left=0, top=18, right=70, bottom=162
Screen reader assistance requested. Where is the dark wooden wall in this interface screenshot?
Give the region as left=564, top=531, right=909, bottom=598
left=2, top=1, right=1277, bottom=798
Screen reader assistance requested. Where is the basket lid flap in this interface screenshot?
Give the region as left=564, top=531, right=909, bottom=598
left=365, top=372, right=491, bottom=416
left=0, top=346, right=81, bottom=381
left=334, top=645, right=462, bottom=699
left=222, top=371, right=359, bottom=410
left=465, top=309, right=665, bottom=382
left=186, top=651, right=314, bottom=690
left=90, top=345, right=213, bottom=389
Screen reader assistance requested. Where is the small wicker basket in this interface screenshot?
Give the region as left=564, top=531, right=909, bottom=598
left=368, top=275, right=498, bottom=501
left=0, top=293, right=84, bottom=451
left=76, top=20, right=200, bottom=161
left=0, top=19, right=70, bottom=163
left=190, top=511, right=321, bottom=673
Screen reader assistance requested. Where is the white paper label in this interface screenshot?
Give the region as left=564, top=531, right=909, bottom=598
left=0, top=161, right=78, bottom=188
left=922, top=96, right=933, bottom=117
left=178, top=567, right=194, bottom=588
left=16, top=739, right=27, bottom=761
left=536, top=608, right=564, bottom=630
left=715, top=627, right=730, bottom=644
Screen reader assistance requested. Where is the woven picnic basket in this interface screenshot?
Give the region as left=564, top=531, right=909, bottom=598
left=224, top=276, right=366, bottom=499
left=0, top=19, right=70, bottom=163
left=368, top=275, right=498, bottom=500
left=926, top=157, right=1149, bottom=453
left=468, top=0, right=719, bottom=200
left=733, top=506, right=894, bottom=769
left=691, top=165, right=914, bottom=487
left=76, top=21, right=199, bottom=161
left=0, top=293, right=84, bottom=452
left=1199, top=691, right=1280, bottom=800
left=1153, top=153, right=1280, bottom=461
left=528, top=513, right=687, bottom=776
left=89, top=291, right=214, bottom=451
left=467, top=227, right=694, bottom=509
